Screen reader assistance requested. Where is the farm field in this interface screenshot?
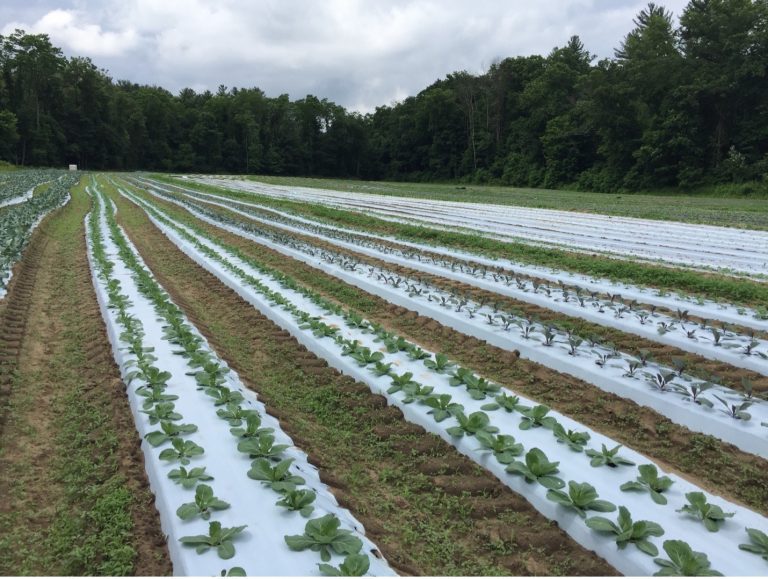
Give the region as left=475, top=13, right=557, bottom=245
left=1, top=170, right=768, bottom=576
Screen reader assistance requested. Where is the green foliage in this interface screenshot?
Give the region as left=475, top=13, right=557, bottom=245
left=318, top=554, right=370, bottom=576
left=620, top=464, right=674, bottom=505
left=586, top=506, right=664, bottom=556
left=676, top=492, right=734, bottom=532
left=176, top=484, right=230, bottom=521
left=653, top=540, right=722, bottom=576
left=506, top=447, right=564, bottom=489
left=545, top=481, right=616, bottom=518
left=179, top=521, right=247, bottom=560
left=739, top=527, right=768, bottom=561
left=284, top=514, right=364, bottom=562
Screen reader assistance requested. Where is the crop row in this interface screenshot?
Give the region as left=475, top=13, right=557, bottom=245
left=144, top=181, right=768, bottom=376
left=190, top=176, right=768, bottom=278
left=117, top=181, right=768, bottom=577
left=145, top=177, right=768, bottom=330
left=125, top=183, right=768, bottom=458
left=1, top=173, right=78, bottom=297
left=86, top=183, right=392, bottom=576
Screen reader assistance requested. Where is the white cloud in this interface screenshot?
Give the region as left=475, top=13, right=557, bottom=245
left=2, top=0, right=691, bottom=111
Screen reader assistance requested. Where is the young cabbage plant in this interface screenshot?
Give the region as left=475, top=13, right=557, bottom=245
left=168, top=466, right=214, bottom=489
left=739, top=527, right=768, bottom=561
left=481, top=392, right=527, bottom=413
left=552, top=423, right=591, bottom=452
left=401, top=382, right=434, bottom=404
left=620, top=464, right=675, bottom=505
left=388, top=372, right=419, bottom=394
left=369, top=361, right=393, bottom=377
left=176, top=484, right=230, bottom=521
left=713, top=396, right=752, bottom=421
left=676, top=492, right=734, bottom=532
left=318, top=554, right=370, bottom=577
left=653, top=540, right=722, bottom=576
left=475, top=432, right=524, bottom=464
left=136, top=384, right=179, bottom=410
left=221, top=567, right=247, bottom=577
left=423, top=353, right=455, bottom=373
left=506, top=448, right=564, bottom=490
left=179, top=521, right=247, bottom=560
left=248, top=458, right=306, bottom=492
left=276, top=489, right=317, bottom=518
left=680, top=383, right=714, bottom=408
left=546, top=481, right=616, bottom=518
left=585, top=444, right=636, bottom=468
left=284, top=514, right=364, bottom=562
left=423, top=394, right=464, bottom=423
left=585, top=506, right=665, bottom=556
left=145, top=420, right=198, bottom=447
left=446, top=411, right=499, bottom=437
left=238, top=434, right=290, bottom=461
left=519, top=405, right=558, bottom=430
left=205, top=386, right=245, bottom=406
left=349, top=347, right=384, bottom=367
left=230, top=414, right=274, bottom=439
left=159, top=438, right=205, bottom=465
left=217, top=403, right=259, bottom=427
left=141, top=401, right=182, bottom=425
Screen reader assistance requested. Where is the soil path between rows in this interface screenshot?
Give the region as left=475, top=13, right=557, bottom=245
left=0, top=187, right=170, bottom=575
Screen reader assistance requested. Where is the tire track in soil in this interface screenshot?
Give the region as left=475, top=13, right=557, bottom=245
left=126, top=185, right=768, bottom=515
left=0, top=191, right=170, bottom=576
left=112, top=186, right=618, bottom=576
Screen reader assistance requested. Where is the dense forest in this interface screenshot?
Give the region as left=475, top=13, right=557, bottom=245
left=1, top=0, right=767, bottom=192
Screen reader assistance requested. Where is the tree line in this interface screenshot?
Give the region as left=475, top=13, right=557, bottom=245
left=1, top=0, right=766, bottom=192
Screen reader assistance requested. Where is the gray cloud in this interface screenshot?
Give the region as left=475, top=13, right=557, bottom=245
left=2, top=0, right=691, bottom=112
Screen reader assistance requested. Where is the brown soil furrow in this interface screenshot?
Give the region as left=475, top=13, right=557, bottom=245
left=0, top=191, right=170, bottom=575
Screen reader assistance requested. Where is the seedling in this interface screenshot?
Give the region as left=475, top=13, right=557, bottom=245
left=676, top=492, right=734, bottom=532
left=276, top=489, right=317, bottom=517
left=238, top=434, right=290, bottom=461
left=423, top=394, right=464, bottom=422
left=552, top=423, right=591, bottom=452
left=446, top=411, right=499, bottom=437
left=168, top=466, right=214, bottom=489
left=248, top=458, right=305, bottom=491
left=423, top=353, right=455, bottom=373
left=481, top=392, right=526, bottom=413
left=475, top=432, right=524, bottom=464
left=620, top=464, right=674, bottom=505
left=145, top=420, right=198, bottom=447
left=177, top=484, right=230, bottom=520
left=159, top=438, right=205, bottom=465
left=506, top=448, right=564, bottom=490
left=285, top=514, right=364, bottom=562
left=318, top=554, right=370, bottom=577
left=546, top=481, right=616, bottom=518
left=586, top=506, right=664, bottom=556
left=142, top=402, right=182, bottom=425
left=230, top=414, right=274, bottom=439
left=714, top=396, right=752, bottom=421
left=179, top=521, right=247, bottom=560
left=653, top=540, right=722, bottom=576
left=519, top=405, right=558, bottom=430
left=586, top=444, right=636, bottom=468
left=739, top=527, right=768, bottom=561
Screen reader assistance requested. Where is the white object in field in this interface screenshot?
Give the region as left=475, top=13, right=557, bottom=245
left=68, top=164, right=77, bottom=171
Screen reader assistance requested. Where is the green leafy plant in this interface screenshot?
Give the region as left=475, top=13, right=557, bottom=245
left=506, top=448, right=564, bottom=489
left=179, top=521, right=247, bottom=560
left=586, top=506, right=664, bottom=556
left=318, top=554, right=370, bottom=577
left=739, top=527, right=768, bottom=560
left=168, top=466, right=214, bottom=489
left=546, top=481, right=616, bottom=518
left=276, top=489, right=317, bottom=517
left=221, top=567, right=247, bottom=577
left=217, top=403, right=259, bottom=426
left=552, top=423, right=591, bottom=452
left=387, top=372, right=419, bottom=394
left=476, top=432, right=524, bottom=464
left=676, top=492, right=734, bottom=532
left=141, top=401, right=182, bottom=425
left=446, top=411, right=498, bottom=437
left=481, top=392, right=527, bottom=413
left=585, top=444, right=636, bottom=468
left=158, top=438, right=205, bottom=465
left=653, top=540, right=722, bottom=576
left=177, top=484, right=230, bottom=520
left=238, top=433, right=289, bottom=460
left=136, top=384, right=178, bottom=410
left=423, top=394, right=464, bottom=422
left=713, top=396, right=752, bottom=421
left=518, top=405, right=558, bottom=430
left=248, top=458, right=305, bottom=492
left=424, top=353, right=455, bottom=373
left=144, top=420, right=198, bottom=447
left=230, top=414, right=274, bottom=439
left=620, top=464, right=675, bottom=505
left=284, top=514, right=363, bottom=562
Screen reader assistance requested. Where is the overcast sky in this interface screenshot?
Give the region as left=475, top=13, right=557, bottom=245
left=1, top=0, right=690, bottom=112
